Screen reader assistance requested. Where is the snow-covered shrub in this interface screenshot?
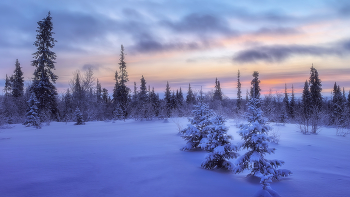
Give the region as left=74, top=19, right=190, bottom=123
left=269, top=127, right=280, bottom=144
left=180, top=103, right=214, bottom=151
left=171, top=117, right=184, bottom=134
left=200, top=115, right=239, bottom=170
left=74, top=107, right=84, bottom=125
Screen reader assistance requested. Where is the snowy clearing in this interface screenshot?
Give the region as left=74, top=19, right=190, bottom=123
left=1, top=119, right=350, bottom=197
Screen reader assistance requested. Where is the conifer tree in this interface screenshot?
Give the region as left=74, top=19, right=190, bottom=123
left=331, top=83, right=345, bottom=126
left=11, top=59, right=24, bottom=98
left=138, top=75, right=148, bottom=120
left=63, top=88, right=73, bottom=122
left=180, top=103, right=214, bottom=151
left=233, top=71, right=291, bottom=190
left=301, top=80, right=312, bottom=133
left=4, top=74, right=12, bottom=96
left=309, top=65, right=322, bottom=111
left=96, top=79, right=102, bottom=103
left=164, top=81, right=172, bottom=117
left=24, top=92, right=41, bottom=128
left=289, top=85, right=296, bottom=119
left=112, top=70, right=119, bottom=104
left=237, top=70, right=242, bottom=111
left=74, top=107, right=84, bottom=125
left=30, top=12, right=58, bottom=118
left=213, top=78, right=223, bottom=101
left=186, top=83, right=196, bottom=105
left=200, top=115, right=239, bottom=170
left=115, top=45, right=129, bottom=119
left=309, top=65, right=322, bottom=133
left=177, top=87, right=184, bottom=107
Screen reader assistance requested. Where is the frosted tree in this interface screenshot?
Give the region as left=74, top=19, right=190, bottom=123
left=300, top=80, right=312, bottom=133
left=200, top=115, right=239, bottom=170
left=309, top=65, right=322, bottom=133
left=213, top=78, right=223, bottom=101
left=114, top=45, right=130, bottom=120
left=237, top=70, right=242, bottom=112
left=164, top=81, right=172, bottom=118
left=24, top=92, right=41, bottom=128
left=233, top=71, right=291, bottom=190
left=74, top=107, right=84, bottom=125
left=331, top=83, right=345, bottom=126
left=289, top=85, right=296, bottom=119
left=137, top=75, right=149, bottom=120
left=30, top=12, right=58, bottom=119
left=11, top=59, right=24, bottom=98
left=180, top=103, right=214, bottom=151
left=186, top=83, right=196, bottom=105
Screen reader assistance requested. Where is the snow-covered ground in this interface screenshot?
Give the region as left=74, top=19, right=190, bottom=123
left=1, top=119, right=350, bottom=197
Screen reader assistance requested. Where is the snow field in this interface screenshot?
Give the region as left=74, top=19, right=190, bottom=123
left=0, top=119, right=350, bottom=197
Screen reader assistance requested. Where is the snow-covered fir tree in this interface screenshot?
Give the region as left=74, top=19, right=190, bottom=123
left=213, top=78, right=223, bottom=101
left=309, top=65, right=322, bottom=133
left=180, top=102, right=214, bottom=151
left=114, top=45, right=129, bottom=119
left=233, top=71, right=291, bottom=190
left=289, top=85, right=296, bottom=119
left=24, top=92, right=41, bottom=128
left=331, top=83, right=345, bottom=126
left=301, top=80, right=312, bottom=133
left=11, top=59, right=24, bottom=98
left=74, top=107, right=84, bottom=125
left=186, top=83, right=196, bottom=105
left=200, top=115, right=239, bottom=170
left=237, top=70, right=242, bottom=112
left=30, top=12, right=59, bottom=119
left=137, top=75, right=149, bottom=120
left=4, top=74, right=12, bottom=96
left=164, top=81, right=172, bottom=118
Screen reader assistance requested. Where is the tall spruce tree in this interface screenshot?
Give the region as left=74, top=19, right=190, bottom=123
left=115, top=45, right=129, bottom=119
left=112, top=70, right=119, bottom=104
left=164, top=81, right=172, bottom=117
left=331, top=83, right=345, bottom=126
left=237, top=70, right=242, bottom=111
left=234, top=71, right=291, bottom=191
left=138, top=75, right=148, bottom=119
left=309, top=65, right=322, bottom=110
left=186, top=83, right=196, bottom=104
left=213, top=78, right=223, bottom=101
left=309, top=65, right=322, bottom=133
left=30, top=12, right=58, bottom=118
left=11, top=59, right=24, bottom=98
left=289, top=84, right=296, bottom=119
left=4, top=74, right=12, bottom=96
left=301, top=80, right=312, bottom=133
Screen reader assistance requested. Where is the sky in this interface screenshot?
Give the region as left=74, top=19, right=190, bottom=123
left=0, top=0, right=350, bottom=98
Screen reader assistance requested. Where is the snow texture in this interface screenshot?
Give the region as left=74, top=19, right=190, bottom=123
left=1, top=119, right=350, bottom=196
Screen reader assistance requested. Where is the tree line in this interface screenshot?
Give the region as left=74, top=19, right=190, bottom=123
left=1, top=12, right=349, bottom=132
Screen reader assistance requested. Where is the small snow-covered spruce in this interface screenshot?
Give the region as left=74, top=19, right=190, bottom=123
left=233, top=71, right=291, bottom=190
left=74, top=107, right=84, bottom=125
left=180, top=103, right=214, bottom=151
left=200, top=115, right=239, bottom=170
left=24, top=92, right=41, bottom=128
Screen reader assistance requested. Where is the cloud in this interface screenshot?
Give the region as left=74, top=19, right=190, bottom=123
left=233, top=44, right=346, bottom=63
left=131, top=38, right=201, bottom=54
left=252, top=27, right=301, bottom=36
left=162, top=13, right=238, bottom=36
